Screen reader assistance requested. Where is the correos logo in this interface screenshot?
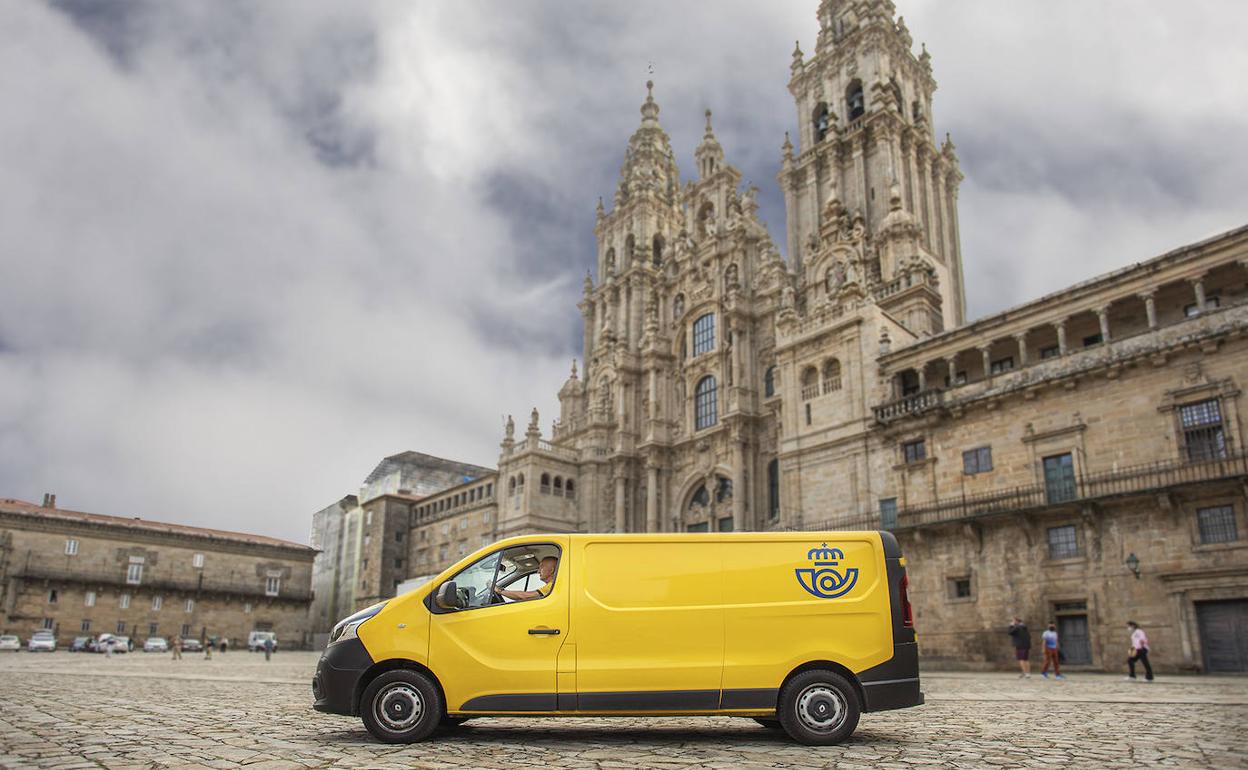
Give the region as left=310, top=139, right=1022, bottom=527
left=795, top=543, right=859, bottom=599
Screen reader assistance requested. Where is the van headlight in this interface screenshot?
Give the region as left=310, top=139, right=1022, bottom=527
left=328, top=602, right=387, bottom=646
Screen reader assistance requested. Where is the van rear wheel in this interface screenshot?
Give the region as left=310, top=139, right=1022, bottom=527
left=360, top=670, right=443, bottom=744
left=778, top=670, right=860, bottom=745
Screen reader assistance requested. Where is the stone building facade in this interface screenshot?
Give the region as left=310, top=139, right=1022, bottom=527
left=334, top=0, right=1248, bottom=672
left=1, top=496, right=316, bottom=648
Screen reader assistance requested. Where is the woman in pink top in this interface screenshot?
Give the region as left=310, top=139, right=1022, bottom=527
left=1126, top=621, right=1154, bottom=681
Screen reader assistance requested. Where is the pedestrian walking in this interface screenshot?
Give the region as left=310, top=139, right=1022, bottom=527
left=1008, top=617, right=1032, bottom=678
left=1125, top=621, right=1154, bottom=682
left=171, top=636, right=182, bottom=661
left=264, top=637, right=274, bottom=662
left=220, top=637, right=229, bottom=654
left=204, top=639, right=212, bottom=660
left=1040, top=623, right=1063, bottom=679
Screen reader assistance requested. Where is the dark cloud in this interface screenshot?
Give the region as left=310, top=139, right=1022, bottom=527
left=1, top=0, right=1245, bottom=543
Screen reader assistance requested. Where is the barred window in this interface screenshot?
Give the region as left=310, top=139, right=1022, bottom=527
left=1180, top=399, right=1227, bottom=461
left=903, top=439, right=926, bottom=464
left=963, top=447, right=993, bottom=475
left=1047, top=525, right=1079, bottom=560
left=695, top=376, right=718, bottom=430
left=1197, top=505, right=1238, bottom=544
left=692, top=313, right=716, bottom=356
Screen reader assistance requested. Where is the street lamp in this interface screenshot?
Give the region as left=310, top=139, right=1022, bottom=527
left=1125, top=552, right=1141, bottom=579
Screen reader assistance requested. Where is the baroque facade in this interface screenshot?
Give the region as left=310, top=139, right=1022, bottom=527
left=339, top=0, right=1248, bottom=673
left=1, top=495, right=316, bottom=648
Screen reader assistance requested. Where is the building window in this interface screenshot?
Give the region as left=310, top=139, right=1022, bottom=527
left=846, top=80, right=865, bottom=120
left=767, top=460, right=780, bottom=520
left=1197, top=505, right=1238, bottom=544
left=1180, top=399, right=1227, bottom=461
left=695, top=376, right=718, bottom=430
left=85, top=591, right=96, bottom=607
left=566, top=480, right=576, bottom=500
left=962, top=447, right=993, bottom=475
left=718, top=517, right=734, bottom=532
left=1185, top=295, right=1220, bottom=317
left=801, top=367, right=819, bottom=400
left=395, top=530, right=404, bottom=542
left=151, top=595, right=162, bottom=611
left=990, top=357, right=1014, bottom=375
left=880, top=498, right=898, bottom=530
left=459, top=519, right=468, bottom=530
left=1043, top=453, right=1077, bottom=504
left=805, top=403, right=812, bottom=426
left=185, top=598, right=195, bottom=613
left=553, top=477, right=564, bottom=497
left=181, top=624, right=191, bottom=637
left=81, top=620, right=91, bottom=633
left=822, top=359, right=842, bottom=394
left=192, top=553, right=204, bottom=569
left=1040, top=345, right=1060, bottom=360
left=243, top=603, right=252, bottom=614
left=265, top=577, right=281, bottom=597
left=366, top=509, right=373, bottom=526
left=126, top=557, right=144, bottom=585
left=813, top=102, right=830, bottom=142
left=148, top=623, right=158, bottom=635
left=764, top=366, right=776, bottom=398
left=540, top=473, right=552, bottom=494
left=686, top=521, right=710, bottom=533
left=1082, top=333, right=1102, bottom=347
left=692, top=313, right=716, bottom=355
left=483, top=511, right=491, bottom=524
left=902, top=439, right=927, bottom=464
left=64, top=539, right=79, bottom=556
left=116, top=621, right=126, bottom=634
left=947, top=577, right=973, bottom=600
left=119, top=593, right=131, bottom=610
left=1047, top=525, right=1080, bottom=560
left=47, top=588, right=58, bottom=604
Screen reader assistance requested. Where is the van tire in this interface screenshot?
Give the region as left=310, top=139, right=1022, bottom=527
left=778, top=670, right=860, bottom=745
left=752, top=718, right=782, bottom=729
left=360, top=670, right=443, bottom=744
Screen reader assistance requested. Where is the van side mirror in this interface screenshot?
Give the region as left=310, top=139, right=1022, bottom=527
left=435, top=581, right=462, bottom=610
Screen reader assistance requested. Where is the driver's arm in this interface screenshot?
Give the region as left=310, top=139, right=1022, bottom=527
left=493, top=586, right=540, bottom=600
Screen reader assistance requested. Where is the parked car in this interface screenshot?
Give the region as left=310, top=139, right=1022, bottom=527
left=248, top=631, right=277, bottom=652
left=180, top=638, right=203, bottom=653
left=70, top=636, right=98, bottom=652
left=115, top=636, right=133, bottom=652
left=28, top=631, right=57, bottom=652
left=97, top=634, right=129, bottom=653
left=143, top=637, right=168, bottom=653
left=0, top=635, right=20, bottom=652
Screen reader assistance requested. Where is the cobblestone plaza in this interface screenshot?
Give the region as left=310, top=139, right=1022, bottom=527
left=0, top=651, right=1243, bottom=769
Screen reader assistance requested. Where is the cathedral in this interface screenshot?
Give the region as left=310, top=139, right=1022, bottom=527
left=319, top=0, right=1248, bottom=674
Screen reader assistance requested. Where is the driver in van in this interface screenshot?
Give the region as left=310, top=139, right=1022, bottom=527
left=493, top=555, right=558, bottom=601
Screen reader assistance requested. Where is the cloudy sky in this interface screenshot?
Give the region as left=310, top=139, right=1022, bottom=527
left=2, top=0, right=1246, bottom=544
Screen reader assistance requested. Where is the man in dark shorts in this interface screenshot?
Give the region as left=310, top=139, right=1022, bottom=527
left=1008, top=617, right=1032, bottom=678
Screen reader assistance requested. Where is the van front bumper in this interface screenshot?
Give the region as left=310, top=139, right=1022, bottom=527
left=312, top=637, right=372, bottom=716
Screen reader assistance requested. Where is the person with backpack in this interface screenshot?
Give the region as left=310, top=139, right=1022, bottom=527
left=1008, top=617, right=1032, bottom=678
left=1125, top=621, right=1154, bottom=682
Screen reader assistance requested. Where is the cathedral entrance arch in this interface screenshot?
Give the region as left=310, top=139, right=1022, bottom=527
left=677, top=469, right=735, bottom=532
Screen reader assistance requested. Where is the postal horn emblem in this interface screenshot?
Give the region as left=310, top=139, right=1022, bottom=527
left=795, top=543, right=859, bottom=599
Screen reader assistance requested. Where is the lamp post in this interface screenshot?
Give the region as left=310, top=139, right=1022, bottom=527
left=1125, top=552, right=1141, bottom=579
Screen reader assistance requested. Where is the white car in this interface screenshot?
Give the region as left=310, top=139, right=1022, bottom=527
left=143, top=637, right=168, bottom=653
left=0, top=635, right=20, bottom=651
left=28, top=631, right=56, bottom=652
left=96, top=634, right=128, bottom=654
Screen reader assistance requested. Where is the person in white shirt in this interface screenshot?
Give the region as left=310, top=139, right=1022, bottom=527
left=1126, top=621, right=1154, bottom=682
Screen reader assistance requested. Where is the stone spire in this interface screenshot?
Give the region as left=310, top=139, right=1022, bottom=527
left=615, top=81, right=680, bottom=204
left=694, top=109, right=725, bottom=180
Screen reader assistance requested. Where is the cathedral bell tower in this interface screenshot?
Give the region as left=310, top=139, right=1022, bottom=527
left=779, top=0, right=966, bottom=331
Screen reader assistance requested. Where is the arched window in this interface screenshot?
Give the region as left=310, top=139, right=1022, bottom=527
left=553, top=477, right=564, bottom=497
left=767, top=460, right=780, bottom=520
left=692, top=313, right=716, bottom=356
left=822, top=359, right=842, bottom=394
left=813, top=102, right=830, bottom=142
left=764, top=366, right=777, bottom=398
left=565, top=480, right=576, bottom=500
left=508, top=477, right=516, bottom=496
left=846, top=80, right=865, bottom=121
left=605, top=247, right=616, bottom=275
left=715, top=477, right=733, bottom=502
left=517, top=473, right=525, bottom=488
left=801, top=366, right=819, bottom=400
left=695, top=376, right=718, bottom=430
left=689, top=484, right=710, bottom=508
left=652, top=234, right=664, bottom=267
left=540, top=473, right=551, bottom=494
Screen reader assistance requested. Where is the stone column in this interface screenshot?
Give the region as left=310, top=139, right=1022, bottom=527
left=1096, top=306, right=1111, bottom=343
left=732, top=440, right=746, bottom=532
left=646, top=464, right=659, bottom=533
left=979, top=345, right=993, bottom=378
left=1140, top=290, right=1158, bottom=329
left=1013, top=332, right=1029, bottom=366
left=945, top=354, right=958, bottom=386
left=614, top=473, right=627, bottom=533
left=1190, top=276, right=1207, bottom=314
left=916, top=367, right=927, bottom=392
left=629, top=276, right=643, bottom=348
left=1055, top=320, right=1068, bottom=356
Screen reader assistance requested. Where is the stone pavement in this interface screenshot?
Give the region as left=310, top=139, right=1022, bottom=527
left=0, top=651, right=1244, bottom=769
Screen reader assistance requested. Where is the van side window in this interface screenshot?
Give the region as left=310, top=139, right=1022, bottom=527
left=447, top=551, right=502, bottom=609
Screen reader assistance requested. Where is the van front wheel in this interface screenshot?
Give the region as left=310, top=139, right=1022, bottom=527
left=360, top=670, right=443, bottom=744
left=778, top=670, right=860, bottom=745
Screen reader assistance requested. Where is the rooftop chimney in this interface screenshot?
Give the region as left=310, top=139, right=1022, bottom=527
left=42, top=493, right=56, bottom=509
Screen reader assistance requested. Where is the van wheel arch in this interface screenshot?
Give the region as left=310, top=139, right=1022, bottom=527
left=354, top=660, right=447, bottom=718
left=781, top=660, right=865, bottom=714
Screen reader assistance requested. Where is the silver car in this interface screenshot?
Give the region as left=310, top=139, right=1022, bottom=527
left=28, top=631, right=56, bottom=652
left=143, top=637, right=168, bottom=653
left=0, top=635, right=20, bottom=652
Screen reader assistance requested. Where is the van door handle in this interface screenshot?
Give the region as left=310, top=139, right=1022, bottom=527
left=528, top=628, right=561, bottom=635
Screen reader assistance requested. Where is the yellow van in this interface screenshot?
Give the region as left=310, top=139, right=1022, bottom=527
left=313, top=531, right=921, bottom=745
